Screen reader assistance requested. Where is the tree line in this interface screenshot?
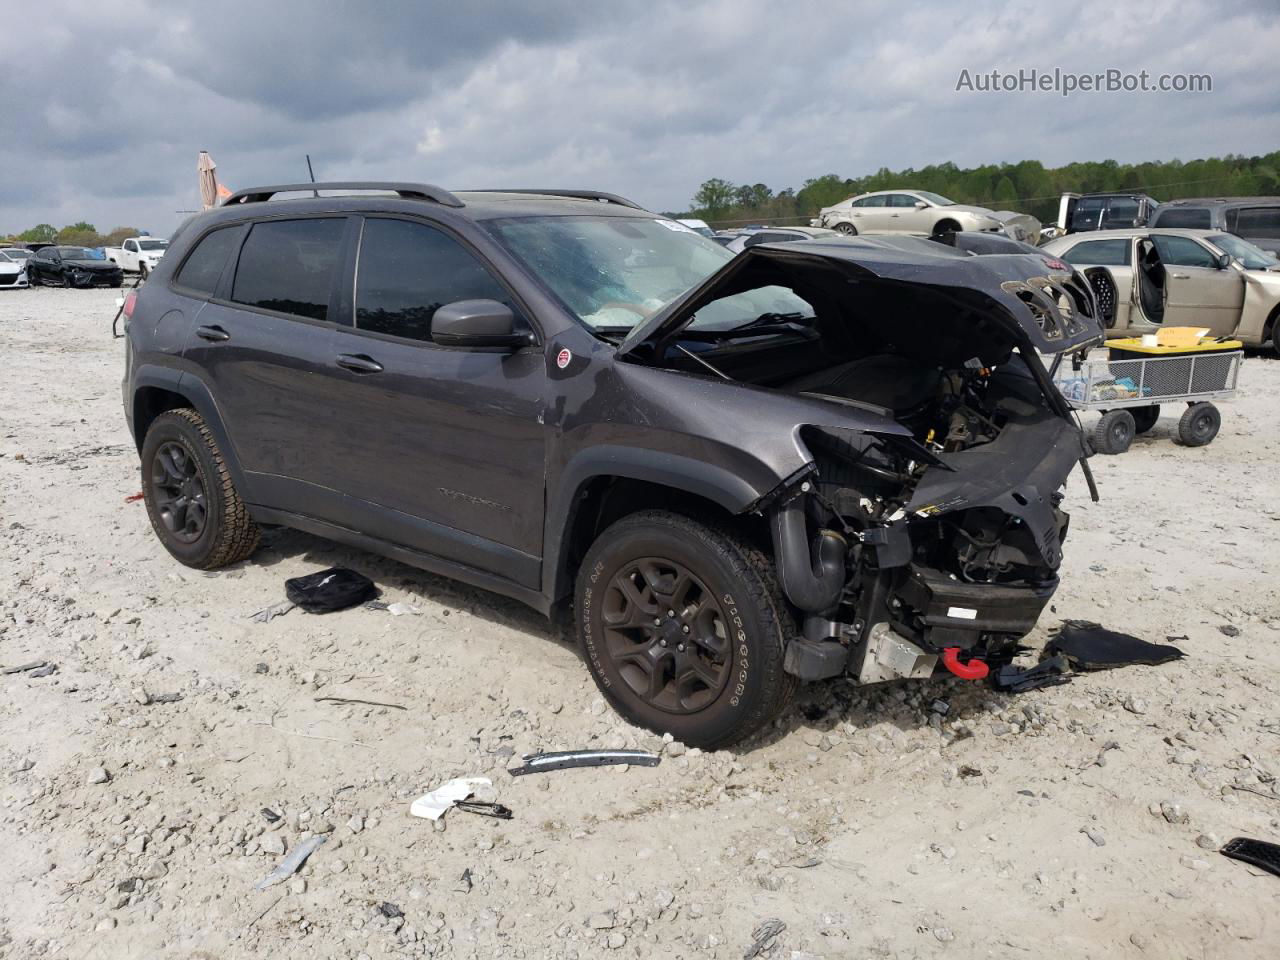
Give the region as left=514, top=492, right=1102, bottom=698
left=3, top=223, right=144, bottom=248
left=677, top=151, right=1280, bottom=227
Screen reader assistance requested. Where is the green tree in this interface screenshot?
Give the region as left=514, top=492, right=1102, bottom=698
left=19, top=224, right=57, bottom=242
left=103, top=226, right=142, bottom=247
left=693, top=178, right=737, bottom=218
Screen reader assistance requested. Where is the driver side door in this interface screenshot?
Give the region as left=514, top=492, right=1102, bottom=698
left=1152, top=235, right=1245, bottom=335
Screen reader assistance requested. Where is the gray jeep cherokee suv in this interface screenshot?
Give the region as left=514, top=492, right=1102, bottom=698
left=123, top=182, right=1101, bottom=747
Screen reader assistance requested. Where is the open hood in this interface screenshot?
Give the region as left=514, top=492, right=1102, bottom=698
left=618, top=233, right=1104, bottom=359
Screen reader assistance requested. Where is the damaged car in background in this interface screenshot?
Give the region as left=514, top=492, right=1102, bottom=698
left=123, top=184, right=1101, bottom=749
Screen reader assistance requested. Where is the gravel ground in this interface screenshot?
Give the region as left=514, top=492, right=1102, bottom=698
left=2, top=286, right=1279, bottom=959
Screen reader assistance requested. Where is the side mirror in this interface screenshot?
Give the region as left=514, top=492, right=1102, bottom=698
left=1216, top=252, right=1232, bottom=269
left=914, top=200, right=928, bottom=209
left=432, top=299, right=529, bottom=349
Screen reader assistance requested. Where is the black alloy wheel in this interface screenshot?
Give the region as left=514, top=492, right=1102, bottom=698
left=150, top=440, right=209, bottom=543
left=601, top=557, right=732, bottom=715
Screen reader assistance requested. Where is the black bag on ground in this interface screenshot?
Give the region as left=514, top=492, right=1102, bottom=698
left=285, top=568, right=377, bottom=613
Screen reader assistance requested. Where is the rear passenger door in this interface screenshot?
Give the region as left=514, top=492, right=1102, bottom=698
left=179, top=217, right=351, bottom=507
left=321, top=215, right=547, bottom=588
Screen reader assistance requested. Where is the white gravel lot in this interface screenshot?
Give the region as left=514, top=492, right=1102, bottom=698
left=2, top=285, right=1279, bottom=959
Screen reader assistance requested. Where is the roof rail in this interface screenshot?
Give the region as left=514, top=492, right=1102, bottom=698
left=221, top=181, right=464, bottom=208
left=467, top=188, right=643, bottom=209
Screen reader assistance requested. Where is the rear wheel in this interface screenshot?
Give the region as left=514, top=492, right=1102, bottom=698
left=140, top=408, right=260, bottom=568
left=576, top=510, right=795, bottom=749
left=1093, top=409, right=1136, bottom=455
left=1130, top=405, right=1161, bottom=434
left=834, top=222, right=857, bottom=236
left=1177, top=402, right=1220, bottom=447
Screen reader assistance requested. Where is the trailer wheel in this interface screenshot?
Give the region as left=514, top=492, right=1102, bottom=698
left=1177, top=402, right=1220, bottom=447
left=1130, top=405, right=1161, bottom=434
left=1093, top=410, right=1135, bottom=455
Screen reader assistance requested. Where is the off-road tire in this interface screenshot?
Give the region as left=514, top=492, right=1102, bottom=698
left=576, top=510, right=796, bottom=749
left=1130, top=405, right=1161, bottom=435
left=1177, top=402, right=1220, bottom=447
left=1093, top=409, right=1135, bottom=455
left=140, top=408, right=260, bottom=568
left=834, top=222, right=857, bottom=236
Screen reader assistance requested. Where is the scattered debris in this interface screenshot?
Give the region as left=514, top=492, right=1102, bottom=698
left=957, top=764, right=983, bottom=779
left=386, top=602, right=420, bottom=616
left=507, top=749, right=661, bottom=777
left=254, top=835, right=326, bottom=891
left=454, top=800, right=513, bottom=820
left=1081, top=826, right=1107, bottom=847
left=124, top=491, right=145, bottom=503
left=1078, top=740, right=1121, bottom=771
left=284, top=568, right=378, bottom=614
left=248, top=600, right=296, bottom=624
left=1047, top=621, right=1185, bottom=670
left=1219, top=624, right=1241, bottom=637
left=3, top=660, right=51, bottom=675
left=28, top=663, right=58, bottom=678
left=1220, top=837, right=1280, bottom=878
left=261, top=807, right=282, bottom=824
left=994, top=654, right=1071, bottom=693
left=379, top=902, right=405, bottom=919
left=743, top=918, right=786, bottom=959
left=314, top=695, right=406, bottom=711
left=150, top=691, right=184, bottom=704
left=929, top=698, right=950, bottom=716
left=455, top=867, right=473, bottom=894
left=410, top=777, right=493, bottom=821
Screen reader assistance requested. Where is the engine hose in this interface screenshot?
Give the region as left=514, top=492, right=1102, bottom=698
left=771, top=497, right=846, bottom=613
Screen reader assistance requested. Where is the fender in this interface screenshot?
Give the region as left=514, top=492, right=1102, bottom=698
left=129, top=365, right=256, bottom=504
left=542, top=444, right=770, bottom=601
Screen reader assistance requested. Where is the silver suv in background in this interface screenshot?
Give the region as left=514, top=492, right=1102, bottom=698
left=1151, top=198, right=1280, bottom=255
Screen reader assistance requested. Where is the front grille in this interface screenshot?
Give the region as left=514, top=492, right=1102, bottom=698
left=0, top=274, right=17, bottom=286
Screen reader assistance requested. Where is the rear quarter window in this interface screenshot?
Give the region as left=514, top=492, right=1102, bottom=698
left=174, top=227, right=241, bottom=297
left=231, top=218, right=346, bottom=321
left=1152, top=207, right=1212, bottom=229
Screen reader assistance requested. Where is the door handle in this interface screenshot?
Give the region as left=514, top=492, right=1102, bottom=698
left=336, top=353, right=384, bottom=374
left=1169, top=272, right=1190, bottom=279
left=196, top=325, right=230, bottom=342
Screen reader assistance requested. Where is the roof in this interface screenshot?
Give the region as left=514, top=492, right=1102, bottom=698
left=1044, top=227, right=1227, bottom=244
left=1159, top=196, right=1280, bottom=207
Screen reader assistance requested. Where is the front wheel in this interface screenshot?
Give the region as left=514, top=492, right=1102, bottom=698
left=575, top=510, right=795, bottom=749
left=140, top=408, right=260, bottom=568
left=140, top=263, right=149, bottom=280
left=1177, top=402, right=1220, bottom=446
left=1093, top=409, right=1135, bottom=454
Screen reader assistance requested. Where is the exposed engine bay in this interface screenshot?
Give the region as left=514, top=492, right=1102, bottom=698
left=617, top=233, right=1103, bottom=685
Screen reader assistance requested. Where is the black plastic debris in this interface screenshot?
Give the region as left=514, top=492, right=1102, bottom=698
left=1220, top=837, right=1280, bottom=878
left=995, top=654, right=1072, bottom=693
left=1047, top=620, right=1185, bottom=671
left=379, top=902, right=405, bottom=919
left=284, top=568, right=377, bottom=614
left=260, top=807, right=282, bottom=824
left=455, top=800, right=513, bottom=820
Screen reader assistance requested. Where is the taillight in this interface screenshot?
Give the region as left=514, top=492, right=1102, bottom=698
left=123, top=291, right=137, bottom=318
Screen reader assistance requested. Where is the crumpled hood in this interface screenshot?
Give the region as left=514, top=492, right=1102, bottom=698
left=619, top=233, right=1104, bottom=358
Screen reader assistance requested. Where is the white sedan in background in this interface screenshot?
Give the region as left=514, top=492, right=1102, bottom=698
left=813, top=189, right=1013, bottom=240
left=0, top=250, right=30, bottom=289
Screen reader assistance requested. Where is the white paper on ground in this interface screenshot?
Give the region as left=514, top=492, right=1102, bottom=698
left=409, top=777, right=492, bottom=820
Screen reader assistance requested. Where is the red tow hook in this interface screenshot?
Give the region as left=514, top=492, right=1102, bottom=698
left=941, top=647, right=989, bottom=680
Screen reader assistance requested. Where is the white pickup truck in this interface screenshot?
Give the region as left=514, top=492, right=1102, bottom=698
left=104, top=237, right=169, bottom=277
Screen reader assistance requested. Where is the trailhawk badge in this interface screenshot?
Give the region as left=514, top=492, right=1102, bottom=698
left=556, top=347, right=572, bottom=369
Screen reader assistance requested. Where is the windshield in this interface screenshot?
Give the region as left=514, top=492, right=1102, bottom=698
left=58, top=246, right=106, bottom=260
left=4, top=249, right=32, bottom=259
left=490, top=215, right=814, bottom=333
left=1208, top=233, right=1278, bottom=270
left=915, top=191, right=954, bottom=206
left=138, top=239, right=168, bottom=251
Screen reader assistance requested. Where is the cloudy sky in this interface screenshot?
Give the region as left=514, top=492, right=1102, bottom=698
left=2, top=0, right=1277, bottom=236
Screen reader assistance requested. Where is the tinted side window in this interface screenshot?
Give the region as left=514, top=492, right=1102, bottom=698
left=355, top=218, right=516, bottom=343
left=744, top=232, right=799, bottom=246
left=1235, top=207, right=1280, bottom=239
left=1151, top=235, right=1217, bottom=267
left=1063, top=238, right=1131, bottom=266
left=862, top=195, right=888, bottom=207
left=231, top=218, right=345, bottom=321
left=1152, top=207, right=1211, bottom=229
left=888, top=194, right=919, bottom=208
left=176, top=227, right=241, bottom=297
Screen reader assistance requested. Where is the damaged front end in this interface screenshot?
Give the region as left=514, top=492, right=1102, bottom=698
left=619, top=233, right=1103, bottom=686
